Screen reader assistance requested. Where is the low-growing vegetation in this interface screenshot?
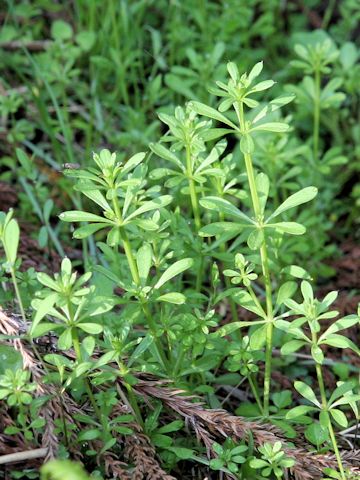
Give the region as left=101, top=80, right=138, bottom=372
left=0, top=2, right=359, bottom=479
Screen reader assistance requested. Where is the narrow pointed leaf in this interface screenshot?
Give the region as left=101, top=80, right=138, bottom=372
left=59, top=211, right=113, bottom=223
left=125, top=196, right=172, bottom=222
left=294, top=381, right=320, bottom=407
left=189, top=101, right=238, bottom=129
left=200, top=196, right=253, bottom=223
left=269, top=187, right=318, bottom=220
left=4, top=219, right=19, bottom=264
left=136, top=243, right=152, bottom=286
left=154, top=258, right=193, bottom=289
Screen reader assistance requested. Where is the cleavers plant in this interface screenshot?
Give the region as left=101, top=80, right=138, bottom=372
left=0, top=59, right=359, bottom=480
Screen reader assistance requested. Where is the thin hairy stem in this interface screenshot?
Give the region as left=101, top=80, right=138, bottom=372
left=248, top=374, right=264, bottom=415
left=112, top=192, right=168, bottom=369
left=185, top=142, right=203, bottom=291
left=313, top=68, right=321, bottom=163
left=2, top=238, right=26, bottom=322
left=236, top=101, right=274, bottom=417
left=312, top=330, right=346, bottom=479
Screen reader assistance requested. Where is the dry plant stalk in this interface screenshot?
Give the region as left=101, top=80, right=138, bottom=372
left=135, top=380, right=360, bottom=480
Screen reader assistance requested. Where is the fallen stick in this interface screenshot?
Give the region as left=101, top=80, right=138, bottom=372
left=0, top=447, right=47, bottom=465
left=0, top=40, right=52, bottom=51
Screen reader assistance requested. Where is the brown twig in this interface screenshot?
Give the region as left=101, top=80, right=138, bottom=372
left=0, top=40, right=52, bottom=51
left=0, top=447, right=48, bottom=465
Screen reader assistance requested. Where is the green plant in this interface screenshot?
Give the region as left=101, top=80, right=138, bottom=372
left=40, top=460, right=91, bottom=480
left=0, top=210, right=25, bottom=321
left=190, top=60, right=317, bottom=415
left=0, top=369, right=36, bottom=407
left=209, top=438, right=248, bottom=475
left=278, top=281, right=360, bottom=479
left=250, top=441, right=295, bottom=478
left=1, top=4, right=360, bottom=477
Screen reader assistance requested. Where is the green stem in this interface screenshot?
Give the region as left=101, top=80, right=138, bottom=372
left=10, top=268, right=26, bottom=322
left=173, top=347, right=185, bottom=377
left=185, top=143, right=203, bottom=291
left=71, top=327, right=102, bottom=421
left=185, top=144, right=202, bottom=231
left=112, top=192, right=168, bottom=370
left=219, top=211, right=239, bottom=324
left=116, top=358, right=143, bottom=426
left=316, top=362, right=346, bottom=479
left=313, top=68, right=321, bottom=164
left=260, top=242, right=274, bottom=417
left=311, top=328, right=345, bottom=479
left=119, top=226, right=141, bottom=285
left=3, top=237, right=26, bottom=322
left=248, top=374, right=264, bottom=415
left=237, top=102, right=274, bottom=417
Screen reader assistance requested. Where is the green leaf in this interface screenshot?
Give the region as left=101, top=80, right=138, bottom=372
left=301, top=281, right=313, bottom=303
left=267, top=222, right=306, bottom=235
left=248, top=61, right=263, bottom=83
left=340, top=42, right=358, bottom=69
left=166, top=446, right=194, bottom=460
left=227, top=61, right=239, bottom=82
left=305, top=423, right=329, bottom=447
left=51, top=20, right=73, bottom=41
left=320, top=334, right=360, bottom=354
left=199, top=222, right=244, bottom=238
left=154, top=258, right=193, bottom=289
left=122, top=152, right=146, bottom=175
left=329, top=381, right=356, bottom=405
left=149, top=143, right=183, bottom=171
left=294, top=381, right=320, bottom=407
left=189, top=101, right=238, bottom=129
left=128, top=334, right=154, bottom=367
left=249, top=324, right=267, bottom=349
left=215, top=320, right=264, bottom=337
left=330, top=409, right=348, bottom=428
left=0, top=345, right=22, bottom=374
left=240, top=134, right=254, bottom=154
left=37, top=272, right=60, bottom=291
left=87, top=296, right=117, bottom=317
left=269, top=187, right=318, bottom=220
left=286, top=405, right=317, bottom=419
left=253, top=94, right=295, bottom=123
left=250, top=79, right=275, bottom=92
left=156, top=292, right=186, bottom=304
left=31, top=322, right=63, bottom=338
left=311, top=344, right=324, bottom=364
left=136, top=243, right=152, bottom=285
left=58, top=329, right=73, bottom=350
left=125, top=195, right=172, bottom=222
left=59, top=211, right=112, bottom=223
left=200, top=196, right=253, bottom=223
left=247, top=228, right=264, bottom=250
left=75, top=30, right=96, bottom=51
left=281, top=265, right=311, bottom=279
left=157, top=420, right=183, bottom=434
left=31, top=293, right=59, bottom=334
left=79, top=189, right=111, bottom=211
left=281, top=340, right=306, bottom=355
left=73, top=223, right=108, bottom=239
left=77, top=323, right=103, bottom=334
left=256, top=173, right=269, bottom=214
left=321, top=315, right=359, bottom=337
left=232, top=290, right=265, bottom=318
left=78, top=429, right=101, bottom=441
left=276, top=281, right=297, bottom=306
left=251, top=122, right=289, bottom=133
left=4, top=219, right=19, bottom=264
